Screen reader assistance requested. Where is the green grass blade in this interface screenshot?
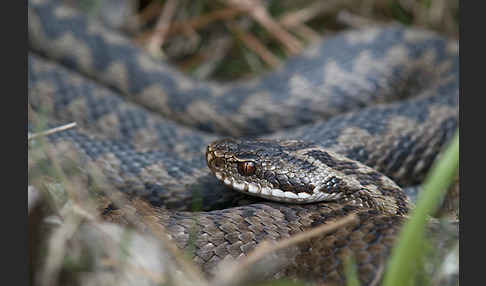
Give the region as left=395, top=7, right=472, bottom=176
left=345, top=256, right=361, bottom=286
left=382, top=130, right=459, bottom=286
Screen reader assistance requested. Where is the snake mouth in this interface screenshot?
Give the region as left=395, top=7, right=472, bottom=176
left=212, top=170, right=314, bottom=203
left=206, top=147, right=304, bottom=202
left=212, top=169, right=345, bottom=203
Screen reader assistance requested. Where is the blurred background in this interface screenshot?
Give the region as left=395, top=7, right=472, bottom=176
left=66, top=0, right=458, bottom=81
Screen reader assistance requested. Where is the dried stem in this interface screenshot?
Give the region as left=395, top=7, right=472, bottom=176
left=226, top=21, right=281, bottom=67
left=146, top=0, right=178, bottom=55
left=28, top=122, right=77, bottom=141
left=215, top=213, right=358, bottom=285
left=168, top=8, right=245, bottom=37
left=226, top=0, right=303, bottom=54
left=278, top=0, right=353, bottom=27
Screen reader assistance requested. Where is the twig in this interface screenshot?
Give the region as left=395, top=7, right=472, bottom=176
left=287, top=24, right=321, bottom=42
left=28, top=122, right=77, bottom=141
left=137, top=7, right=244, bottom=44
left=130, top=199, right=209, bottom=285
left=244, top=214, right=357, bottom=268
left=100, top=257, right=167, bottom=284
left=278, top=0, right=353, bottom=27
left=226, top=0, right=303, bottom=55
left=226, top=21, right=281, bottom=67
left=215, top=213, right=358, bottom=285
left=146, top=0, right=178, bottom=56
left=336, top=10, right=384, bottom=28
left=38, top=210, right=84, bottom=286
left=276, top=0, right=356, bottom=42
left=369, top=260, right=386, bottom=286
left=168, top=7, right=245, bottom=37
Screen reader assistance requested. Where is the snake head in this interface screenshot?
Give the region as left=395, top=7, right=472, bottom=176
left=206, top=138, right=410, bottom=215
left=206, top=138, right=343, bottom=203
left=206, top=138, right=318, bottom=203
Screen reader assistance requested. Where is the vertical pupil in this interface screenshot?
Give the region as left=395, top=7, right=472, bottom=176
left=238, top=161, right=255, bottom=176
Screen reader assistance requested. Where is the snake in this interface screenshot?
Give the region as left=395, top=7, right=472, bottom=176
left=28, top=0, right=459, bottom=284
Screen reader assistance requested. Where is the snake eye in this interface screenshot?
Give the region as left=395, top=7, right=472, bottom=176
left=237, top=161, right=256, bottom=176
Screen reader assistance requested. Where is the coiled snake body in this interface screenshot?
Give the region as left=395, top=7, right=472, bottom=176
left=28, top=0, right=459, bottom=284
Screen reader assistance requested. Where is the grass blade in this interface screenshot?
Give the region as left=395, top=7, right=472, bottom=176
left=382, top=130, right=459, bottom=286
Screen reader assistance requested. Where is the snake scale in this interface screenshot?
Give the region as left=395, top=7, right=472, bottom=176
left=28, top=0, right=459, bottom=284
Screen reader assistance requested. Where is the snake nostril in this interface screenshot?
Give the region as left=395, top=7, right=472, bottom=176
left=212, top=157, right=225, bottom=168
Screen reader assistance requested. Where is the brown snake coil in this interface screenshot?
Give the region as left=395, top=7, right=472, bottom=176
left=28, top=0, right=459, bottom=284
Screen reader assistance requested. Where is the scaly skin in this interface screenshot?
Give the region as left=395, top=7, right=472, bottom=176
left=28, top=0, right=458, bottom=284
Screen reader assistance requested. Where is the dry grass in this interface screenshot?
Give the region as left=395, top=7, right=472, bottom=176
left=124, top=0, right=458, bottom=79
